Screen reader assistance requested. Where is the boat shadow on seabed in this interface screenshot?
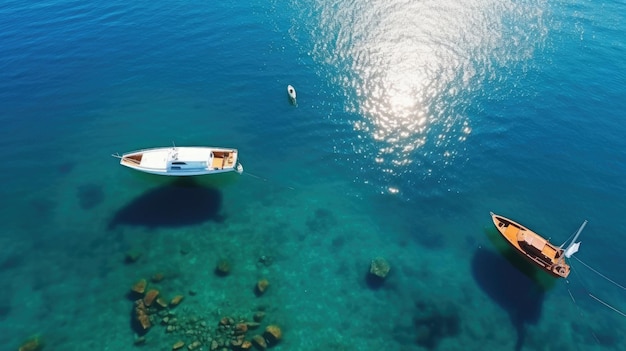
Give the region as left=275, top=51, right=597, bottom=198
left=108, top=178, right=225, bottom=229
left=471, top=248, right=545, bottom=351
left=473, top=225, right=626, bottom=350
left=471, top=226, right=559, bottom=351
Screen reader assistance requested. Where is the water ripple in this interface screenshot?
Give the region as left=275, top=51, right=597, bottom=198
left=295, top=0, right=548, bottom=197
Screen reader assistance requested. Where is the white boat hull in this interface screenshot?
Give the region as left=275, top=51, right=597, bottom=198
left=117, top=146, right=243, bottom=176
left=287, top=85, right=297, bottom=104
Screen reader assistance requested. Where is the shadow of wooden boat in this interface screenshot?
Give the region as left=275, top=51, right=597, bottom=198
left=472, top=227, right=557, bottom=351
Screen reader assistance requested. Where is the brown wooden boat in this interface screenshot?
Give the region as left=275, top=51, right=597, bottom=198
left=490, top=212, right=586, bottom=279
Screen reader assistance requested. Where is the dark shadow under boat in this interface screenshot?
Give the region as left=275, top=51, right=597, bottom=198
left=471, top=246, right=547, bottom=351
left=108, top=178, right=223, bottom=229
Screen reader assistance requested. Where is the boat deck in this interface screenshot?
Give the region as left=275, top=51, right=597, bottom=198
left=140, top=151, right=170, bottom=170
left=121, top=154, right=142, bottom=167
left=491, top=212, right=570, bottom=278
left=211, top=150, right=236, bottom=170
left=120, top=147, right=238, bottom=172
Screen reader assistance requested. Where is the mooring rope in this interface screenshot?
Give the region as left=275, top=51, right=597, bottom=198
left=572, top=255, right=626, bottom=291
left=243, top=171, right=295, bottom=190
left=588, top=293, right=626, bottom=318
left=568, top=256, right=626, bottom=320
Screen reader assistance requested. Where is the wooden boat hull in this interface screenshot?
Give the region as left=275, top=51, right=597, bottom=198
left=490, top=212, right=570, bottom=278
left=118, top=146, right=243, bottom=176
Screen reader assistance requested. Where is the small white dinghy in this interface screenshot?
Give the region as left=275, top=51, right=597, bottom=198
left=113, top=146, right=243, bottom=176
left=287, top=85, right=297, bottom=105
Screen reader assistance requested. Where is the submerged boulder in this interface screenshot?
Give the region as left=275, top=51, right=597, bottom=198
left=366, top=256, right=391, bottom=289
left=18, top=335, right=44, bottom=351
left=131, top=278, right=148, bottom=295
left=133, top=299, right=152, bottom=331
left=215, top=259, right=231, bottom=276
left=264, top=325, right=282, bottom=346
left=369, top=257, right=391, bottom=278
left=143, top=289, right=159, bottom=307
left=255, top=278, right=270, bottom=295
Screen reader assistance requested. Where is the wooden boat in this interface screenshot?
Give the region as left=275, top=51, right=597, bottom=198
left=287, top=85, right=297, bottom=105
left=113, top=146, right=243, bottom=176
left=490, top=212, right=586, bottom=278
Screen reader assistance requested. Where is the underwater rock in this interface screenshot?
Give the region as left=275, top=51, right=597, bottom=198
left=143, top=289, right=159, bottom=307
left=251, top=335, right=267, bottom=350
left=151, top=272, right=165, bottom=282
left=369, top=257, right=391, bottom=278
left=134, top=299, right=151, bottom=330
left=219, top=317, right=233, bottom=326
left=172, top=340, right=185, bottom=350
left=215, top=259, right=231, bottom=276
left=156, top=297, right=168, bottom=308
left=125, top=250, right=142, bottom=264
left=264, top=325, right=282, bottom=346
left=170, top=295, right=184, bottom=307
left=18, top=335, right=44, bottom=351
left=240, top=340, right=252, bottom=350
left=187, top=340, right=202, bottom=350
left=252, top=311, right=265, bottom=322
left=255, top=279, right=269, bottom=295
left=233, top=323, right=248, bottom=335
left=131, top=278, right=148, bottom=295
left=230, top=338, right=244, bottom=348
left=157, top=309, right=169, bottom=317
left=366, top=257, right=391, bottom=289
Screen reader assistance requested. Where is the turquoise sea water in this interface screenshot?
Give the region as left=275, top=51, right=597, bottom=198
left=1, top=0, right=625, bottom=350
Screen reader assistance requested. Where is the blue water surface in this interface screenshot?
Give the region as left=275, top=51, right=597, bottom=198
left=0, top=0, right=624, bottom=350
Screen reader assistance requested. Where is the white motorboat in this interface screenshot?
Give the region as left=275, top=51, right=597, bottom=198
left=113, top=146, right=243, bottom=176
left=287, top=85, right=297, bottom=105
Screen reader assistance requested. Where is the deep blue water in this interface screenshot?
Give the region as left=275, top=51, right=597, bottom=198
left=1, top=1, right=625, bottom=350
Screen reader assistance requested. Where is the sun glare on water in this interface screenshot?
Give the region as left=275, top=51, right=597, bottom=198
left=300, top=0, right=547, bottom=195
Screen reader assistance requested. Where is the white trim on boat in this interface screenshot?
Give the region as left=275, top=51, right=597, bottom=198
left=114, top=146, right=243, bottom=176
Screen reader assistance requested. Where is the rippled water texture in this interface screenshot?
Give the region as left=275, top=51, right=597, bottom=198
left=294, top=0, right=548, bottom=196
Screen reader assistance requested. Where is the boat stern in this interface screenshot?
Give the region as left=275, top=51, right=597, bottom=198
left=551, top=263, right=570, bottom=278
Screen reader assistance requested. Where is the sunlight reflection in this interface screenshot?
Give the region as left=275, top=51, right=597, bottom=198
left=305, top=0, right=548, bottom=195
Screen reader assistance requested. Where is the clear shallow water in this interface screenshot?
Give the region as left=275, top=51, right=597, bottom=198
left=0, top=1, right=625, bottom=350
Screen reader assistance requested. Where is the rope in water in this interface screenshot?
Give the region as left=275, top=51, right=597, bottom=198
left=588, top=293, right=626, bottom=318
left=569, top=256, right=626, bottom=320
left=572, top=255, right=626, bottom=290
left=243, top=171, right=295, bottom=190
